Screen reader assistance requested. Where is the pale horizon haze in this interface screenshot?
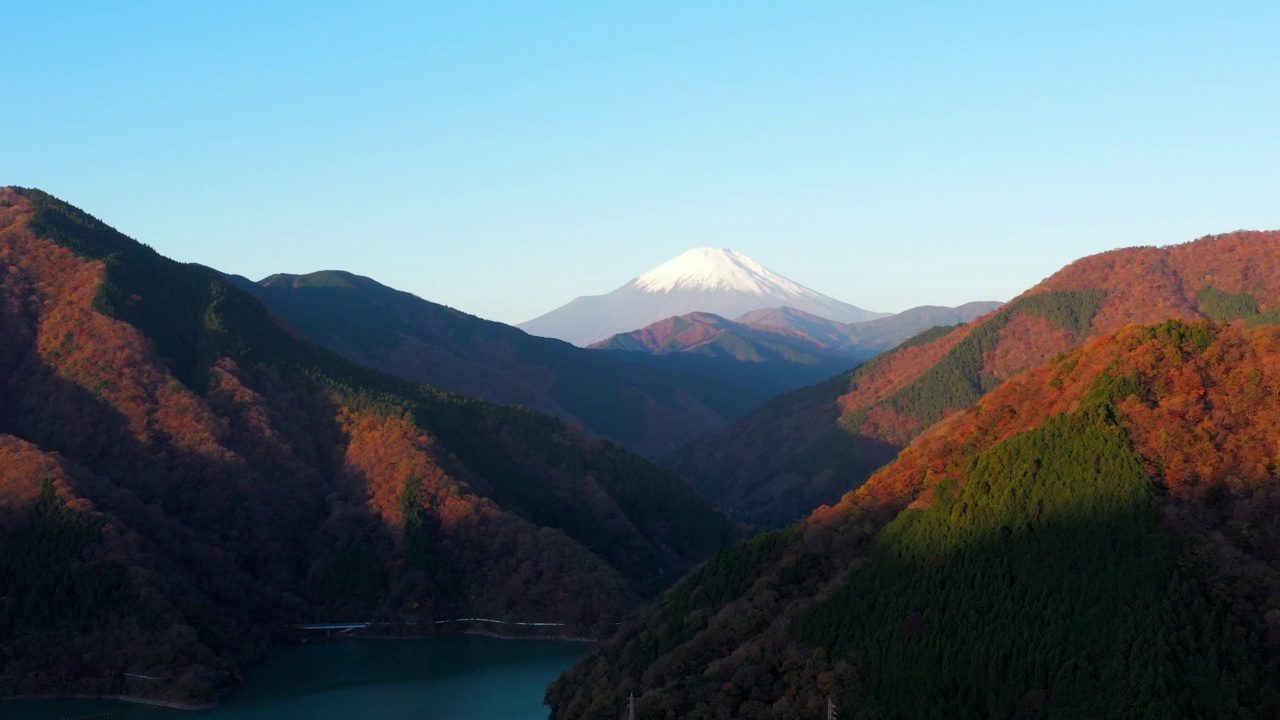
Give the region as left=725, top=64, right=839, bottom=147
left=6, top=2, right=1280, bottom=324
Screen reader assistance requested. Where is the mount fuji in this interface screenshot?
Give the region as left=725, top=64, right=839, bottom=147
left=519, top=248, right=887, bottom=346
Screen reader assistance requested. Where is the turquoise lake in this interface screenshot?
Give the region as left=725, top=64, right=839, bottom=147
left=6, top=636, right=588, bottom=720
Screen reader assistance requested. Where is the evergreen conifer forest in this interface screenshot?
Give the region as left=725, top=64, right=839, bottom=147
left=8, top=201, right=1280, bottom=717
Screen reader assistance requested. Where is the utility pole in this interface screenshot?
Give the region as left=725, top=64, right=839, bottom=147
left=827, top=695, right=837, bottom=720
left=628, top=692, right=636, bottom=720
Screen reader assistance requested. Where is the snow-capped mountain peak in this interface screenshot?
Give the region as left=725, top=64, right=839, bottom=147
left=629, top=248, right=807, bottom=297
left=519, top=247, right=887, bottom=346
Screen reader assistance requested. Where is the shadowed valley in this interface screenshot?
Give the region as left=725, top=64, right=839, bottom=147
left=0, top=188, right=739, bottom=705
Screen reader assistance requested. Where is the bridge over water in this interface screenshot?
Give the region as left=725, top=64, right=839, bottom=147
left=293, top=618, right=570, bottom=636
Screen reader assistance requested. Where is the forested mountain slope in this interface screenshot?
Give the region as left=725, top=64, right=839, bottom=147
left=550, top=319, right=1280, bottom=719
left=672, top=232, right=1280, bottom=526
left=0, top=188, right=738, bottom=704
left=736, top=301, right=1003, bottom=354
left=590, top=311, right=870, bottom=397
left=589, top=303, right=1002, bottom=398
left=235, top=270, right=763, bottom=458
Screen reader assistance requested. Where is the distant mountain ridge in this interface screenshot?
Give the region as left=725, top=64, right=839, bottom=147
left=738, top=301, right=1004, bottom=353
left=590, top=312, right=871, bottom=397
left=518, top=248, right=886, bottom=346
left=234, top=270, right=764, bottom=458
left=587, top=302, right=1001, bottom=397
left=590, top=310, right=833, bottom=355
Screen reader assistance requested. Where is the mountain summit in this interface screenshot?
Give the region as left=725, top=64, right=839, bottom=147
left=632, top=248, right=813, bottom=295
left=519, top=248, right=885, bottom=346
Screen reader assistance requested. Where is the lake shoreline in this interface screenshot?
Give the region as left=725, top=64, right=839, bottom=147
left=3, top=632, right=591, bottom=713
left=459, top=629, right=597, bottom=643
left=298, top=626, right=602, bottom=644
left=3, top=693, right=216, bottom=710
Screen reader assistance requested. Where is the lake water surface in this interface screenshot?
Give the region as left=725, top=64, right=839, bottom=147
left=7, top=636, right=587, bottom=720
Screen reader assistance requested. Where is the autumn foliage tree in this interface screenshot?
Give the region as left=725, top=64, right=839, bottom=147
left=0, top=187, right=738, bottom=703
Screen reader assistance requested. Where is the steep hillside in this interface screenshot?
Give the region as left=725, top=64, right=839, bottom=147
left=234, top=271, right=763, bottom=458
left=549, top=319, right=1280, bottom=719
left=590, top=312, right=870, bottom=397
left=673, top=232, right=1280, bottom=526
left=0, top=188, right=739, bottom=704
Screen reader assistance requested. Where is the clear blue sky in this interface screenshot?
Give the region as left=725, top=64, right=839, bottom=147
left=6, top=2, right=1279, bottom=323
